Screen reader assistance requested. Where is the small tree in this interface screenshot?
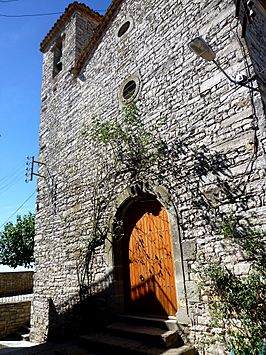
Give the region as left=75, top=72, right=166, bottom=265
left=0, top=212, right=35, bottom=268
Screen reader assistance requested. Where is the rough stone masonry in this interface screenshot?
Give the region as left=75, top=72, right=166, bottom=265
left=30, top=0, right=266, bottom=353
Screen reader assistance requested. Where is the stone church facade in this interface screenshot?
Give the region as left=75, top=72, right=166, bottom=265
left=31, top=0, right=266, bottom=352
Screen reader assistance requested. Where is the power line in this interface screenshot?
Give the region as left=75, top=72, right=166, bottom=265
left=0, top=0, right=19, bottom=2
left=0, top=9, right=107, bottom=18
left=0, top=191, right=36, bottom=229
left=0, top=11, right=62, bottom=17
left=0, top=170, right=24, bottom=195
left=0, top=164, right=24, bottom=185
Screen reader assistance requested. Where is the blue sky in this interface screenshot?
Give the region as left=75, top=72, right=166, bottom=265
left=0, top=0, right=111, bottom=232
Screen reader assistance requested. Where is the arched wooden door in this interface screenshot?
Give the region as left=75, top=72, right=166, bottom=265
left=123, top=199, right=178, bottom=317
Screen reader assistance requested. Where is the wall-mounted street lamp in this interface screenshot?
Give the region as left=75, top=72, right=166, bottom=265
left=189, top=36, right=259, bottom=92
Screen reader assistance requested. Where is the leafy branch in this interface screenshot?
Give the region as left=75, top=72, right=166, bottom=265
left=80, top=101, right=265, bottom=354
left=0, top=212, right=35, bottom=268
left=198, top=217, right=266, bottom=354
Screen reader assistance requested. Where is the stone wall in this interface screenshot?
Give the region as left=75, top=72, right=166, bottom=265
left=0, top=301, right=31, bottom=339
left=0, top=272, right=33, bottom=339
left=31, top=0, right=266, bottom=351
left=40, top=8, right=100, bottom=93
left=0, top=272, right=33, bottom=297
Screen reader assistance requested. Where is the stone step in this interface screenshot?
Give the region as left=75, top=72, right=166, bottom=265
left=21, top=333, right=30, bottom=341
left=80, top=332, right=196, bottom=355
left=106, top=321, right=182, bottom=348
left=10, top=325, right=31, bottom=342
left=116, top=314, right=178, bottom=331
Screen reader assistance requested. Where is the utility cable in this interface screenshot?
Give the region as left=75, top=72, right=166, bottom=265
left=0, top=164, right=24, bottom=185
left=231, top=19, right=266, bottom=184
left=213, top=59, right=259, bottom=92
left=0, top=171, right=24, bottom=195
left=256, top=66, right=266, bottom=76
left=0, top=12, right=62, bottom=17
left=0, top=9, right=107, bottom=17
left=0, top=191, right=36, bottom=229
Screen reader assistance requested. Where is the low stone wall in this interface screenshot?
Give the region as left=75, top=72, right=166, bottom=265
left=0, top=272, right=33, bottom=297
left=0, top=301, right=31, bottom=338
left=0, top=272, right=33, bottom=339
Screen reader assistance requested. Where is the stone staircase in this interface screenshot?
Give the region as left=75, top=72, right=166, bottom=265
left=79, top=315, right=196, bottom=355
left=18, top=326, right=31, bottom=342
left=6, top=324, right=31, bottom=342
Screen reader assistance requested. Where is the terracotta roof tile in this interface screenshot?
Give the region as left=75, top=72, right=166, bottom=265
left=40, top=2, right=102, bottom=53
left=71, top=0, right=124, bottom=75
left=40, top=0, right=125, bottom=75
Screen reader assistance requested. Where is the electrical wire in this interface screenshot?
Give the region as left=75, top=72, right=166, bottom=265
left=0, top=12, right=63, bottom=17
left=0, top=191, right=36, bottom=229
left=0, top=9, right=107, bottom=18
left=0, top=171, right=24, bottom=195
left=0, top=164, right=24, bottom=185
left=231, top=19, right=266, bottom=186
left=256, top=66, right=266, bottom=76
left=0, top=172, right=25, bottom=198
left=0, top=0, right=18, bottom=2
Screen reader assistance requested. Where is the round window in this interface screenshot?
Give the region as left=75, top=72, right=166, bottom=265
left=118, top=21, right=130, bottom=37
left=122, top=80, right=137, bottom=100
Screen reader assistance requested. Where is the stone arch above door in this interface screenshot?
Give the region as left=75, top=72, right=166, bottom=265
left=106, top=183, right=190, bottom=323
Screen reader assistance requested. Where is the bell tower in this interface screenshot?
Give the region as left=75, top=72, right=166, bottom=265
left=40, top=3, right=101, bottom=87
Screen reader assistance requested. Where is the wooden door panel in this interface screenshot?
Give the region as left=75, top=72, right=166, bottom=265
left=125, top=200, right=178, bottom=317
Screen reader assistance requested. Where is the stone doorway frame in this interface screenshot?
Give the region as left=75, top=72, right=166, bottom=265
left=105, top=183, right=190, bottom=324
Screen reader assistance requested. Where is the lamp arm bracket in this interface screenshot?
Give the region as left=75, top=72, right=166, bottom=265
left=213, top=60, right=259, bottom=92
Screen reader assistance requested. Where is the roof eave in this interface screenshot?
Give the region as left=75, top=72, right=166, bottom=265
left=72, top=0, right=124, bottom=76
left=40, top=2, right=102, bottom=53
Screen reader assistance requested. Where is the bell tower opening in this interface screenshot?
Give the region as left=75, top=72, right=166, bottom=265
left=53, top=37, right=63, bottom=77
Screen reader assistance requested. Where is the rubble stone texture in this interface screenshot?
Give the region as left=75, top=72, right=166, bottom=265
left=0, top=272, right=33, bottom=297
left=0, top=301, right=31, bottom=338
left=31, top=0, right=266, bottom=353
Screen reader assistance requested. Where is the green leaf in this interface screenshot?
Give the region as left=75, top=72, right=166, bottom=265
left=0, top=212, right=35, bottom=268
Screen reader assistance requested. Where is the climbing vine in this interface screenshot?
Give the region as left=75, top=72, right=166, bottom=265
left=80, top=101, right=265, bottom=353
left=197, top=217, right=266, bottom=354
left=78, top=101, right=169, bottom=296
left=84, top=101, right=168, bottom=182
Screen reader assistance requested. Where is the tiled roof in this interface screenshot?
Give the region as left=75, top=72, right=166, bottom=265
left=72, top=0, right=124, bottom=75
left=40, top=0, right=125, bottom=75
left=40, top=2, right=102, bottom=53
